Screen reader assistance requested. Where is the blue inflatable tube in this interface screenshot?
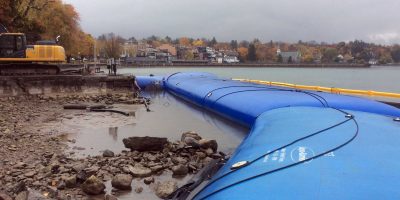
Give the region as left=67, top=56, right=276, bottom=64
left=138, top=72, right=400, bottom=199
left=164, top=72, right=400, bottom=126
left=136, top=75, right=164, bottom=89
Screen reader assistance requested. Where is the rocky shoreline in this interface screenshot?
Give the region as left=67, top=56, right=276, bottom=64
left=0, top=94, right=225, bottom=200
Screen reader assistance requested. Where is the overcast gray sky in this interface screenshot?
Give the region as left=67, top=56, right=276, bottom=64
left=63, top=0, right=400, bottom=44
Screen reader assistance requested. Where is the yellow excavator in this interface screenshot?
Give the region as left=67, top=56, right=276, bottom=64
left=0, top=24, right=66, bottom=75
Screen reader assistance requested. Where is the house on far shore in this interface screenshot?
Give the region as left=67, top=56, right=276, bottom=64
left=157, top=44, right=177, bottom=57
left=368, top=59, right=378, bottom=65
left=277, top=48, right=301, bottom=63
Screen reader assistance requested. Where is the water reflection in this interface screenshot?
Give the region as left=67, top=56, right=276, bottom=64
left=69, top=91, right=248, bottom=157
left=109, top=127, right=118, bottom=141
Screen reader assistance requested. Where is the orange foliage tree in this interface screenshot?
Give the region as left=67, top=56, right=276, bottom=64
left=237, top=47, right=248, bottom=62
left=179, top=37, right=191, bottom=46
left=0, top=0, right=93, bottom=56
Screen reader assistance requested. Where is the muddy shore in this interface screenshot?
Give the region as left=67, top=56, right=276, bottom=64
left=0, top=93, right=225, bottom=200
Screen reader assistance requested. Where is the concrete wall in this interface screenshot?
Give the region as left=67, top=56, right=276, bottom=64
left=0, top=75, right=134, bottom=97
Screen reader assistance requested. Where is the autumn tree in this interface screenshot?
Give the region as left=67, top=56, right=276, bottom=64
left=192, top=39, right=205, bottom=47
left=98, top=33, right=125, bottom=59
left=237, top=47, right=248, bottom=62
left=4, top=0, right=50, bottom=32
left=0, top=0, right=93, bottom=56
left=302, top=54, right=314, bottom=63
left=179, top=37, right=191, bottom=46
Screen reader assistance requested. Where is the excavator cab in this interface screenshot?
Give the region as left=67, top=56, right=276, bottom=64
left=0, top=33, right=27, bottom=58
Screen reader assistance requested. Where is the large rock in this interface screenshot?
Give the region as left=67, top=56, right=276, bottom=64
left=84, top=166, right=100, bottom=177
left=102, top=149, right=115, bottom=157
left=64, top=175, right=77, bottom=188
left=155, top=181, right=178, bottom=199
left=199, top=139, right=218, bottom=152
left=181, top=131, right=202, bottom=141
left=172, top=164, right=188, bottom=176
left=81, top=175, right=105, bottom=195
left=24, top=171, right=36, bottom=178
left=111, top=174, right=133, bottom=190
left=143, top=177, right=155, bottom=185
left=128, top=165, right=152, bottom=178
left=72, top=163, right=87, bottom=173
left=183, top=137, right=200, bottom=148
left=123, top=136, right=168, bottom=151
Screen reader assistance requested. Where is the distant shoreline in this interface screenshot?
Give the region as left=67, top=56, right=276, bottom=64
left=119, top=63, right=371, bottom=68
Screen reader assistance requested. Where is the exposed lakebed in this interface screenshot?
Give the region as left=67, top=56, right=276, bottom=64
left=63, top=91, right=247, bottom=199
left=67, top=91, right=247, bottom=158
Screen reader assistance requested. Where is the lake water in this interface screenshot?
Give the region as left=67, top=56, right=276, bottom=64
left=119, top=66, right=400, bottom=94
left=68, top=91, right=247, bottom=199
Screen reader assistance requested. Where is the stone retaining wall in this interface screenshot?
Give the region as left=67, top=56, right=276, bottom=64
left=0, top=75, right=134, bottom=97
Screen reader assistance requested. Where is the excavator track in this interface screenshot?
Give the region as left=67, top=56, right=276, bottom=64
left=0, top=63, right=60, bottom=76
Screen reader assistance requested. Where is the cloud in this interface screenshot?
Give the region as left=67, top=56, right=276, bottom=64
left=63, top=0, right=400, bottom=44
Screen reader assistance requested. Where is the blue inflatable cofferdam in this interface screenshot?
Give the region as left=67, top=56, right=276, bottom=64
left=144, top=72, right=400, bottom=199
left=165, top=72, right=400, bottom=126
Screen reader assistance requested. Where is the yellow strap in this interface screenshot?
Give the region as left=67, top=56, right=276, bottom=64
left=233, top=78, right=400, bottom=99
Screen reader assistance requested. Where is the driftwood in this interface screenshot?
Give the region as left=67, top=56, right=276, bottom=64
left=63, top=104, right=107, bottom=110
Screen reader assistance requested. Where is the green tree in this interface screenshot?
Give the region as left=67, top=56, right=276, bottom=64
left=247, top=43, right=257, bottom=62
left=322, top=48, right=338, bottom=63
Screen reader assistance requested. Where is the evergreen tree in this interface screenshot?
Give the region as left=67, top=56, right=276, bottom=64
left=277, top=54, right=283, bottom=63
left=288, top=56, right=293, bottom=63
left=247, top=43, right=257, bottom=62
left=391, top=45, right=400, bottom=63
left=209, top=37, right=217, bottom=47
left=230, top=40, right=238, bottom=50
left=165, top=36, right=172, bottom=43
left=269, top=40, right=274, bottom=48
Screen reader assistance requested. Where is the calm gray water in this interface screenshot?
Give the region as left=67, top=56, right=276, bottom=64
left=119, top=66, right=400, bottom=93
